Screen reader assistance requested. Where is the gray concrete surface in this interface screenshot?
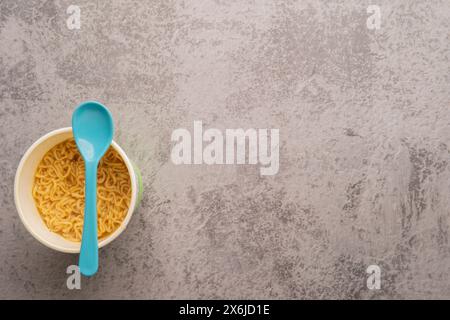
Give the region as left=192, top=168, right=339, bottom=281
left=1, top=0, right=450, bottom=299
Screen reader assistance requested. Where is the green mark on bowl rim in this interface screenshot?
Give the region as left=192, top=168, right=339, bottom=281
left=131, top=161, right=143, bottom=207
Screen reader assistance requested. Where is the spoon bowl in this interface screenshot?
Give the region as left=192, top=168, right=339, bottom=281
left=72, top=101, right=114, bottom=276
left=72, top=102, right=114, bottom=162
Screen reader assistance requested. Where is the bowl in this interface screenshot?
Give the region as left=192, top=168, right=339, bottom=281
left=14, top=127, right=142, bottom=253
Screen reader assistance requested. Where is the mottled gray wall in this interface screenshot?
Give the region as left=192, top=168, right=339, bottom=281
left=0, top=0, right=449, bottom=299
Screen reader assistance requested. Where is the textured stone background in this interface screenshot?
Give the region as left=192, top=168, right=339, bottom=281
left=1, top=0, right=449, bottom=299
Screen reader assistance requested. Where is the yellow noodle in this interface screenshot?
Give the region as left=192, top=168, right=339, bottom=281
left=32, top=138, right=131, bottom=242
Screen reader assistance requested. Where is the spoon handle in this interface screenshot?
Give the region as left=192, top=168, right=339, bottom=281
left=79, top=160, right=99, bottom=276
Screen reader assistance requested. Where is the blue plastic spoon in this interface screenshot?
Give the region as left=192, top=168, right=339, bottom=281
left=72, top=101, right=114, bottom=276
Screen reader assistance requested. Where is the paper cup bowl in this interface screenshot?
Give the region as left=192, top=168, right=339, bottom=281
left=14, top=127, right=141, bottom=253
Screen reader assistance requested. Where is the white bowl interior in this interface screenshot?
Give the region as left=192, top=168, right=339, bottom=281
left=15, top=128, right=136, bottom=253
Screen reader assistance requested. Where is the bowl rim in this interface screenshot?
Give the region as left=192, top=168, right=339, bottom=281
left=14, top=127, right=137, bottom=253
